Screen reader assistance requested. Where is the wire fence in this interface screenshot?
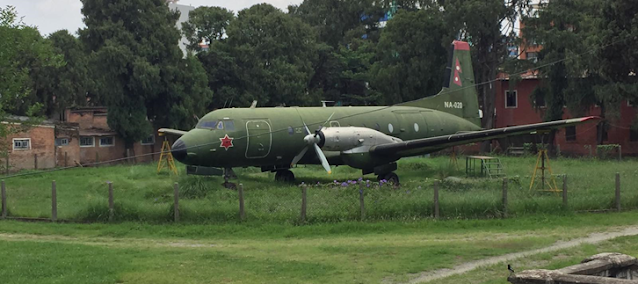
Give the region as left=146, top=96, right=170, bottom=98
left=0, top=170, right=635, bottom=224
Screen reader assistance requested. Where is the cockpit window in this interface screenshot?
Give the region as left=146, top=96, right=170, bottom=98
left=196, top=120, right=218, bottom=129
left=223, top=120, right=235, bottom=131
left=217, top=122, right=224, bottom=130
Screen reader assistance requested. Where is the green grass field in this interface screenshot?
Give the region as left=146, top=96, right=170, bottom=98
left=1, top=213, right=638, bottom=284
left=2, top=155, right=638, bottom=223
left=1, top=156, right=638, bottom=283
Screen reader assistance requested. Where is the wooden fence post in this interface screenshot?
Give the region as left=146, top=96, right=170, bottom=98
left=433, top=181, right=440, bottom=219
left=502, top=178, right=508, bottom=218
left=238, top=184, right=245, bottom=221
left=108, top=182, right=114, bottom=222
left=562, top=175, right=568, bottom=209
left=173, top=182, right=179, bottom=222
left=618, top=145, right=622, bottom=161
left=1, top=180, right=6, bottom=219
left=64, top=152, right=68, bottom=167
left=615, top=173, right=621, bottom=211
left=5, top=157, right=8, bottom=175
left=51, top=180, right=57, bottom=222
left=34, top=154, right=38, bottom=170
left=359, top=186, right=365, bottom=221
left=95, top=152, right=99, bottom=167
left=300, top=185, right=307, bottom=223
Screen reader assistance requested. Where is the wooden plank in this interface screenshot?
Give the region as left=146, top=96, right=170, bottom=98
left=174, top=182, right=179, bottom=222
left=502, top=178, right=508, bottom=218
left=1, top=180, right=6, bottom=219
left=108, top=182, right=114, bottom=222
left=359, top=187, right=365, bottom=221
left=51, top=181, right=57, bottom=222
left=434, top=181, right=440, bottom=219
left=615, top=173, right=621, bottom=211
left=562, top=175, right=568, bottom=208
left=238, top=184, right=245, bottom=221
left=300, top=185, right=307, bottom=223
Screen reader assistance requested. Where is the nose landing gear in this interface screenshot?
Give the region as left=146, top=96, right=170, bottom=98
left=377, top=172, right=399, bottom=186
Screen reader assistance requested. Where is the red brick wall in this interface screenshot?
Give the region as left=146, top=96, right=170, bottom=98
left=65, top=109, right=109, bottom=130
left=494, top=78, right=638, bottom=156
left=4, top=124, right=56, bottom=171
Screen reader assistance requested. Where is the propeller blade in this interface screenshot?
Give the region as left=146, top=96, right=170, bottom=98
left=290, top=146, right=309, bottom=167
left=303, top=121, right=311, bottom=135
left=322, top=112, right=335, bottom=127
left=312, top=143, right=331, bottom=174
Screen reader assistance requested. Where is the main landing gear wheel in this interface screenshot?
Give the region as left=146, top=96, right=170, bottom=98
left=275, top=170, right=295, bottom=182
left=377, top=172, right=399, bottom=186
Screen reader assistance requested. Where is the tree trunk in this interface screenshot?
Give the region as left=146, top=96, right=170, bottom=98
left=480, top=61, right=497, bottom=153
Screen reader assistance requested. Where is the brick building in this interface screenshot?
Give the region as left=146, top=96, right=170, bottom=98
left=3, top=107, right=165, bottom=172
left=493, top=74, right=638, bottom=156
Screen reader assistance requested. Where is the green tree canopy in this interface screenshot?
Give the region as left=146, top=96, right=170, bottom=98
left=225, top=4, right=321, bottom=107
left=80, top=0, right=211, bottom=146
left=370, top=9, right=448, bottom=104
left=181, top=6, right=234, bottom=52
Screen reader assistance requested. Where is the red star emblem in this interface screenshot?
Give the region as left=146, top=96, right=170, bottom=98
left=453, top=58, right=462, bottom=86
left=219, top=134, right=234, bottom=150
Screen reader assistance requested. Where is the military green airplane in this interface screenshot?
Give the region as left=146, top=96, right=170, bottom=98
left=159, top=40, right=598, bottom=184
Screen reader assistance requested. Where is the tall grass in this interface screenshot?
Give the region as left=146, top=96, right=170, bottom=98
left=2, top=156, right=637, bottom=223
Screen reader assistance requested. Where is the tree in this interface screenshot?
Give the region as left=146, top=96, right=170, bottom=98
left=181, top=6, right=234, bottom=52
left=28, top=30, right=92, bottom=116
left=369, top=9, right=448, bottom=104
left=442, top=0, right=530, bottom=152
left=225, top=4, right=321, bottom=107
left=0, top=6, right=62, bottom=116
left=80, top=0, right=211, bottom=150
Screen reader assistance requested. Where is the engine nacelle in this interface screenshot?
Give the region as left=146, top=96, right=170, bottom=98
left=317, top=127, right=402, bottom=152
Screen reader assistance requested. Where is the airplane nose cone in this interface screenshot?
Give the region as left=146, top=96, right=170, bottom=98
left=171, top=139, right=187, bottom=162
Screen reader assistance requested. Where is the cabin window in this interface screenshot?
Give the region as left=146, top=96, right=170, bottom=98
left=80, top=136, right=94, bottom=147
left=223, top=120, right=235, bottom=131
left=505, top=90, right=517, bottom=108
left=55, top=138, right=69, bottom=146
left=13, top=138, right=30, bottom=150
left=388, top=123, right=394, bottom=133
left=565, top=126, right=576, bottom=141
left=414, top=123, right=419, bottom=132
left=141, top=135, right=155, bottom=145
left=288, top=126, right=294, bottom=135
left=99, top=136, right=115, bottom=147
left=196, top=120, right=218, bottom=129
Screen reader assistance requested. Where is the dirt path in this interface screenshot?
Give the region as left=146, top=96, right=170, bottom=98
left=400, top=225, right=638, bottom=284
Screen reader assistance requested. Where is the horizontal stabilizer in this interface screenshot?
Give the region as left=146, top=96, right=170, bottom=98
left=158, top=128, right=187, bottom=137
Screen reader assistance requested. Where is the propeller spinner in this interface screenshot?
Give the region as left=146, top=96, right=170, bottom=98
left=291, top=123, right=331, bottom=174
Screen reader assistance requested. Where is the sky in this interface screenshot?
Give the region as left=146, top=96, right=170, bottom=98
left=4, top=0, right=303, bottom=36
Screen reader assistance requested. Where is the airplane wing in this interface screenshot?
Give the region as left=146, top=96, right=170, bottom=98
left=158, top=128, right=187, bottom=137
left=370, top=116, right=599, bottom=157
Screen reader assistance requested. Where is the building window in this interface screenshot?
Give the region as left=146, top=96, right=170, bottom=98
left=55, top=138, right=69, bottom=146
left=80, top=136, right=94, bottom=147
left=630, top=128, right=638, bottom=142
left=535, top=94, right=546, bottom=108
left=99, top=136, right=114, bottom=147
left=141, top=135, right=155, bottom=145
left=505, top=90, right=518, bottom=108
left=13, top=138, right=30, bottom=150
left=526, top=52, right=538, bottom=63
left=597, top=124, right=608, bottom=141
left=565, top=126, right=576, bottom=141
left=628, top=100, right=633, bottom=107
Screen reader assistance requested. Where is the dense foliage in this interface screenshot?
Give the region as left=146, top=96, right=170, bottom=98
left=1, top=0, right=636, bottom=151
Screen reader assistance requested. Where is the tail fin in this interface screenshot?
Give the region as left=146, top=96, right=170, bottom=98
left=400, top=40, right=481, bottom=127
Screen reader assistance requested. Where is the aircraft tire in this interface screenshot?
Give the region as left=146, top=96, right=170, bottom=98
left=275, top=170, right=295, bottom=182
left=378, top=172, right=399, bottom=186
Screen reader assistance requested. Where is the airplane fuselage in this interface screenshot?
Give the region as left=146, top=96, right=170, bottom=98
left=173, top=105, right=481, bottom=171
